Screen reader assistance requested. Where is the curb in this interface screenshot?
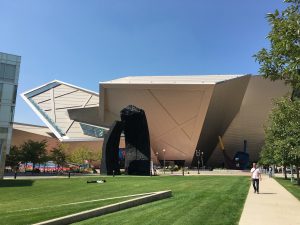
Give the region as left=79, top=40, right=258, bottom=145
left=33, top=190, right=172, bottom=225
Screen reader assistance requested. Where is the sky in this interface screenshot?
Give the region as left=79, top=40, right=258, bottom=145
left=0, top=0, right=286, bottom=125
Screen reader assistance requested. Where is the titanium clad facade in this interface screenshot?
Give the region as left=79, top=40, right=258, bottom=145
left=23, top=74, right=289, bottom=168
left=21, top=80, right=107, bottom=142
left=207, top=76, right=290, bottom=167
left=0, top=52, right=21, bottom=179
left=99, top=75, right=251, bottom=165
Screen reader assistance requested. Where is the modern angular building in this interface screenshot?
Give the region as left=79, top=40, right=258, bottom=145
left=0, top=52, right=21, bottom=179
left=22, top=75, right=289, bottom=168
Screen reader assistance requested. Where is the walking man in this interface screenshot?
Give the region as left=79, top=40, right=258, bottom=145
left=250, top=163, right=262, bottom=194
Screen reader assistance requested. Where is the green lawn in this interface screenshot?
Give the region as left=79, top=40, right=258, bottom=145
left=0, top=176, right=249, bottom=225
left=275, top=177, right=300, bottom=201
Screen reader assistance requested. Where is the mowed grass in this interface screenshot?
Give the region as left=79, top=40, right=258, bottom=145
left=0, top=176, right=249, bottom=225
left=275, top=177, right=300, bottom=201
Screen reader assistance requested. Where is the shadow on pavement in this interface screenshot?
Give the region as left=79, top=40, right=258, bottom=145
left=0, top=180, right=34, bottom=187
left=259, top=192, right=277, bottom=194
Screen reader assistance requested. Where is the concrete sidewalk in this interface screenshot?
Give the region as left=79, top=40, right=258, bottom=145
left=239, top=175, right=300, bottom=225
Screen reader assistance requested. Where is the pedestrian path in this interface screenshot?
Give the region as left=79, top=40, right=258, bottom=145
left=239, top=175, right=300, bottom=225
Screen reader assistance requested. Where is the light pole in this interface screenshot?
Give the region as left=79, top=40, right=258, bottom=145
left=155, top=152, right=159, bottom=175
left=163, top=149, right=166, bottom=174
left=201, top=152, right=204, bottom=169
left=196, top=150, right=201, bottom=174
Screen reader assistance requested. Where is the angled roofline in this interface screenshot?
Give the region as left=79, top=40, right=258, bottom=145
left=215, top=74, right=252, bottom=84
left=22, top=80, right=98, bottom=98
left=99, top=74, right=249, bottom=85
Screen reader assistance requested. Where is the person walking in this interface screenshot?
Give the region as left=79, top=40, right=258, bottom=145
left=268, top=166, right=273, bottom=178
left=250, top=163, right=262, bottom=194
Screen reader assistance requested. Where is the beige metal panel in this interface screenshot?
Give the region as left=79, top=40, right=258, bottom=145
left=149, top=89, right=205, bottom=124
left=55, top=115, right=72, bottom=132
left=100, top=83, right=215, bottom=165
left=86, top=95, right=99, bottom=106
left=65, top=121, right=92, bottom=138
left=53, top=84, right=77, bottom=97
left=68, top=107, right=101, bottom=126
left=195, top=75, right=250, bottom=164
left=207, top=76, right=290, bottom=166
left=55, top=98, right=91, bottom=108
left=31, top=89, right=51, bottom=103
left=104, top=88, right=180, bottom=138
left=38, top=101, right=52, bottom=111
left=55, top=94, right=91, bottom=103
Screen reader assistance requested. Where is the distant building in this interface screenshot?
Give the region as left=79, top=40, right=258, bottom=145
left=22, top=75, right=289, bottom=168
left=0, top=52, right=21, bottom=179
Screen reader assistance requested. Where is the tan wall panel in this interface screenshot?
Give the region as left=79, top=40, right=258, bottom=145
left=105, top=88, right=177, bottom=138
left=86, top=95, right=99, bottom=106
left=101, top=84, right=214, bottom=165
left=207, top=76, right=290, bottom=167
left=31, top=90, right=51, bottom=103
left=38, top=102, right=52, bottom=111
left=180, top=118, right=197, bottom=140
left=149, top=89, right=205, bottom=124
left=195, top=75, right=250, bottom=165
left=54, top=84, right=77, bottom=97
left=68, top=107, right=101, bottom=126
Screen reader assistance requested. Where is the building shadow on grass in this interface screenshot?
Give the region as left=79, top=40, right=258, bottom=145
left=0, top=180, right=34, bottom=187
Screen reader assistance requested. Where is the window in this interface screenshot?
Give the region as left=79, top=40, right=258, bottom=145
left=4, top=64, right=16, bottom=82
left=0, top=63, right=4, bottom=76
left=0, top=63, right=16, bottom=82
left=0, top=105, right=11, bottom=122
left=0, top=127, right=8, bottom=134
left=10, top=106, right=15, bottom=122
left=0, top=127, right=8, bottom=139
left=0, top=83, right=3, bottom=101
left=12, top=85, right=17, bottom=104
left=80, top=123, right=106, bottom=138
left=1, top=83, right=14, bottom=103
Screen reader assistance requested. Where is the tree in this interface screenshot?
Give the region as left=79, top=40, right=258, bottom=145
left=68, top=146, right=99, bottom=167
left=20, top=140, right=48, bottom=170
left=50, top=144, right=67, bottom=171
left=260, top=97, right=300, bottom=184
left=254, top=0, right=300, bottom=99
left=5, top=146, right=21, bottom=172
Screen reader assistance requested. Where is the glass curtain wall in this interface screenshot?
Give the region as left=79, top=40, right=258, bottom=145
left=0, top=52, right=21, bottom=179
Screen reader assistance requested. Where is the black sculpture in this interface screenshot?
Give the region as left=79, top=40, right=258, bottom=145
left=100, top=121, right=124, bottom=175
left=101, top=105, right=151, bottom=176
left=121, top=105, right=151, bottom=175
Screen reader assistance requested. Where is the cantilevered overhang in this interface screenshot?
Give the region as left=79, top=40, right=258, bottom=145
left=22, top=80, right=107, bottom=142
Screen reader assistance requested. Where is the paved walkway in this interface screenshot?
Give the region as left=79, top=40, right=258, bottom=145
left=239, top=175, right=300, bottom=225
